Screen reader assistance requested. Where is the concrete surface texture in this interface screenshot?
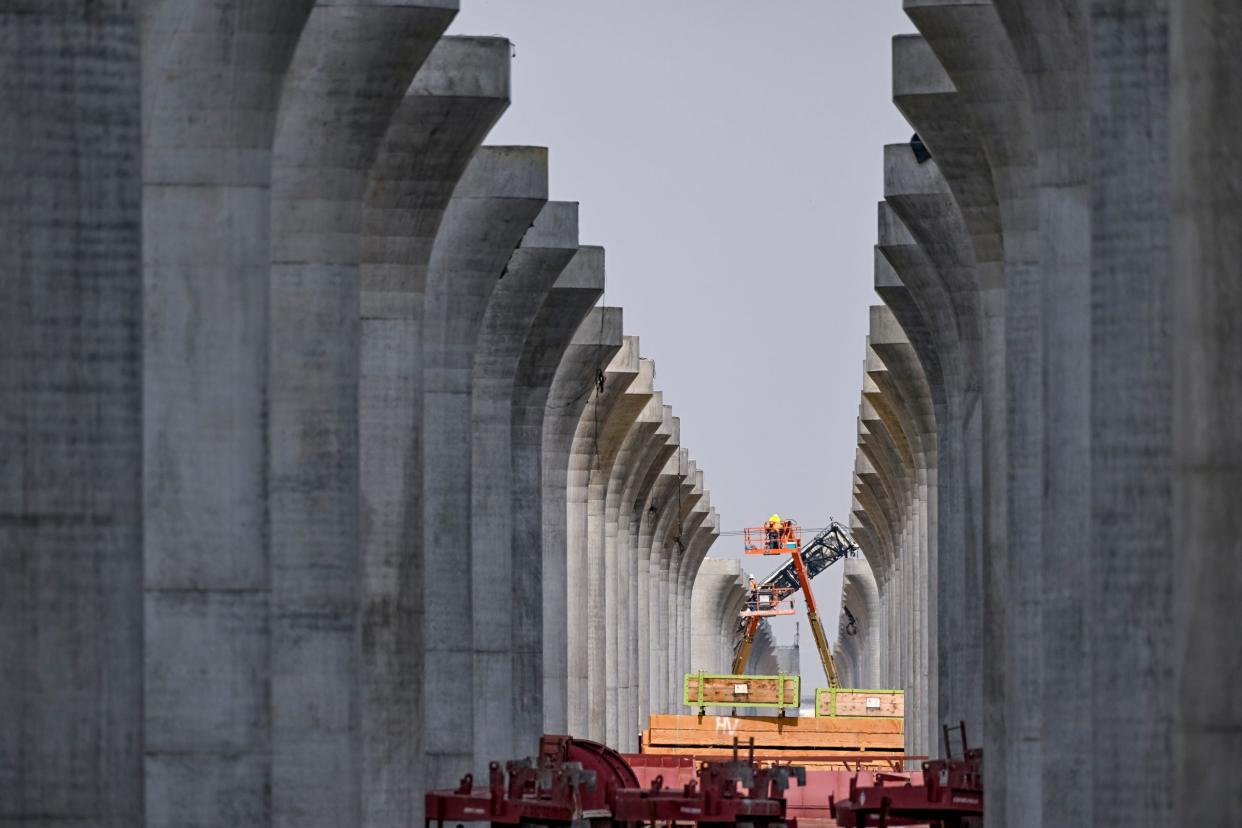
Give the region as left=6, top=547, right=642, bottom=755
left=835, top=2, right=1233, bottom=825
left=6, top=3, right=1239, bottom=826
left=1, top=5, right=734, bottom=824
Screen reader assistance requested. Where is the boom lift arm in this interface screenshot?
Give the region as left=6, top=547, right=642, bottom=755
left=731, top=521, right=859, bottom=687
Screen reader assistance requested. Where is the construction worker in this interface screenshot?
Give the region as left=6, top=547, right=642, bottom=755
left=765, top=513, right=781, bottom=549
left=747, top=575, right=759, bottom=612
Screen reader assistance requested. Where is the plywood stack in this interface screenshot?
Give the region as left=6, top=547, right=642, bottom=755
left=639, top=713, right=906, bottom=770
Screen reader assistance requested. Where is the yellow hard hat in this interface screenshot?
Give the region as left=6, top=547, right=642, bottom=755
left=769, top=513, right=781, bottom=524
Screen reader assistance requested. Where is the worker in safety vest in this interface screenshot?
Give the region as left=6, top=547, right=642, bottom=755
left=765, top=514, right=781, bottom=549
left=747, top=575, right=759, bottom=611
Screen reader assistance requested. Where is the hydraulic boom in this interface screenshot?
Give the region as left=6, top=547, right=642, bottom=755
left=731, top=521, right=858, bottom=688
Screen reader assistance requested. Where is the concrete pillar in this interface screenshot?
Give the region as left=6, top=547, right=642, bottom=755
left=900, top=5, right=1042, bottom=819
left=359, top=36, right=508, bottom=823
left=420, top=145, right=547, bottom=785
left=544, top=305, right=623, bottom=737
left=641, top=449, right=689, bottom=715
left=1171, top=0, right=1242, bottom=818
left=603, top=367, right=663, bottom=750
left=515, top=250, right=605, bottom=735
left=267, top=5, right=454, bottom=822
left=0, top=5, right=143, bottom=823
left=139, top=2, right=313, bottom=823
left=471, top=202, right=578, bottom=765
left=1086, top=5, right=1172, bottom=825
left=691, top=559, right=745, bottom=674
left=678, top=502, right=718, bottom=707
left=635, top=415, right=680, bottom=725
left=617, top=398, right=677, bottom=739
left=883, top=146, right=985, bottom=740
left=571, top=338, right=641, bottom=742
left=593, top=356, right=656, bottom=748
left=988, top=5, right=1092, bottom=823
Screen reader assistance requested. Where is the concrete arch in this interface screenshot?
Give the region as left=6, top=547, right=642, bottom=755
left=692, top=558, right=744, bottom=674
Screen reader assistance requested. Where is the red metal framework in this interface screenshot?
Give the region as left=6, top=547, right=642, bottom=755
left=828, top=722, right=983, bottom=827
left=425, top=735, right=805, bottom=828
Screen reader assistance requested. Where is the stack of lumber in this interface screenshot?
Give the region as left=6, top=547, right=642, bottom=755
left=639, top=713, right=907, bottom=770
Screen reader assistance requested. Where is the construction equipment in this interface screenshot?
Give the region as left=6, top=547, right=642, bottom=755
left=828, top=721, right=983, bottom=827
left=733, top=520, right=859, bottom=688
left=424, top=733, right=805, bottom=828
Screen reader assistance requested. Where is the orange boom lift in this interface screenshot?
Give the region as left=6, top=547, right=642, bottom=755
left=732, top=519, right=858, bottom=688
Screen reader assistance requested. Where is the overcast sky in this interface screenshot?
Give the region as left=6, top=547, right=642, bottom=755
left=447, top=1, right=917, bottom=697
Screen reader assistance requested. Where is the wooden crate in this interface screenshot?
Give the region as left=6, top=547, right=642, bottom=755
left=815, top=688, right=905, bottom=718
left=641, top=712, right=905, bottom=761
left=683, top=672, right=799, bottom=708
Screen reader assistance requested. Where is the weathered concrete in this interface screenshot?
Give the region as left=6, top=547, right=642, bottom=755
left=635, top=412, right=681, bottom=726
left=593, top=355, right=656, bottom=747
left=987, top=6, right=1093, bottom=824
left=545, top=304, right=624, bottom=737
left=139, top=1, right=315, bottom=823
left=267, top=5, right=455, bottom=823
left=570, top=336, right=640, bottom=741
left=603, top=364, right=662, bottom=749
left=421, top=145, right=547, bottom=785
left=692, top=559, right=746, bottom=674
left=618, top=398, right=678, bottom=739
left=471, top=201, right=579, bottom=766
left=900, top=4, right=1042, bottom=818
left=0, top=4, right=144, bottom=824
left=359, top=36, right=508, bottom=824
left=514, top=249, right=605, bottom=736
left=1172, top=1, right=1242, bottom=818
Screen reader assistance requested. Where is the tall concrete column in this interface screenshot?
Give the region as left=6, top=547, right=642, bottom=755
left=900, top=6, right=1042, bottom=816
left=617, top=398, right=677, bottom=739
left=594, top=356, right=656, bottom=747
left=1087, top=5, right=1172, bottom=825
left=604, top=370, right=663, bottom=750
left=0, top=5, right=143, bottom=824
left=420, top=145, right=547, bottom=785
left=471, top=202, right=578, bottom=765
left=652, top=452, right=699, bottom=711
left=359, top=36, right=508, bottom=824
left=691, top=559, right=744, bottom=673
left=989, top=6, right=1092, bottom=823
left=635, top=412, right=680, bottom=726
left=544, top=305, right=624, bottom=737
left=138, top=2, right=315, bottom=822
left=640, top=449, right=688, bottom=715
left=572, top=338, right=641, bottom=742
left=516, top=249, right=606, bottom=736
left=267, top=5, right=453, bottom=823
left=1171, top=1, right=1242, bottom=819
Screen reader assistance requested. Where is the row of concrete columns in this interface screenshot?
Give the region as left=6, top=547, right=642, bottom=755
left=837, top=2, right=1242, bottom=825
left=0, top=5, right=721, bottom=825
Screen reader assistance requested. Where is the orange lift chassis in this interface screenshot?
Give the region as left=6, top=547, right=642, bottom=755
left=732, top=520, right=859, bottom=688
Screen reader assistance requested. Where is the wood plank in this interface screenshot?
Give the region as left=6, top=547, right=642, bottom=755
left=644, top=730, right=903, bottom=750
left=816, top=689, right=905, bottom=718
left=647, top=714, right=903, bottom=735
left=684, top=675, right=798, bottom=706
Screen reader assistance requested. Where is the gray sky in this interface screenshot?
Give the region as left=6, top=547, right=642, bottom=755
left=447, top=1, right=917, bottom=699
